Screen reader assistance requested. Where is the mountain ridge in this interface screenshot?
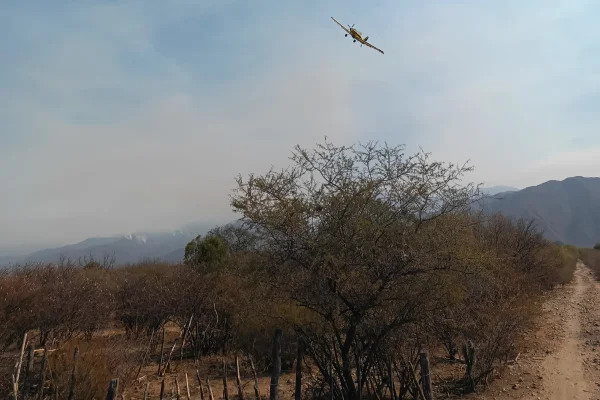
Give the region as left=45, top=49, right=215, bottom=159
left=1, top=220, right=229, bottom=267
left=3, top=176, right=599, bottom=266
left=480, top=176, right=600, bottom=247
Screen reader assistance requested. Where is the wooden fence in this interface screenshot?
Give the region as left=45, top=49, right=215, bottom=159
left=9, top=330, right=434, bottom=400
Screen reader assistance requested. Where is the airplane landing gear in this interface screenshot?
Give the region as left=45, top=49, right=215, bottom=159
left=345, top=34, right=348, bottom=37
left=353, top=40, right=356, bottom=42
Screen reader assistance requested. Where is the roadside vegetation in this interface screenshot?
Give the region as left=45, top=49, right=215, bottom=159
left=580, top=244, right=600, bottom=279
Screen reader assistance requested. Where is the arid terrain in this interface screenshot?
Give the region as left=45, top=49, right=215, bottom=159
left=465, top=261, right=600, bottom=400
left=108, top=262, right=600, bottom=400
left=0, top=142, right=592, bottom=399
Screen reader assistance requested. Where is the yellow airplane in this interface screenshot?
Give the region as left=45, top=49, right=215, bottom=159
left=331, top=17, right=384, bottom=55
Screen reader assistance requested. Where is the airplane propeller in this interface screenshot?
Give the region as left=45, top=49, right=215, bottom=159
left=345, top=23, right=354, bottom=37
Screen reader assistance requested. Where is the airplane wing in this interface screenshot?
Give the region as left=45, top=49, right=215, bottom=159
left=361, top=39, right=384, bottom=54
left=331, top=17, right=351, bottom=35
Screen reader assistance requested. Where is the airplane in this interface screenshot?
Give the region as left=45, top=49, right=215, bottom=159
left=331, top=17, right=384, bottom=55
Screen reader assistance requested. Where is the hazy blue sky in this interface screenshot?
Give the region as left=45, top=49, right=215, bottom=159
left=1, top=0, right=599, bottom=252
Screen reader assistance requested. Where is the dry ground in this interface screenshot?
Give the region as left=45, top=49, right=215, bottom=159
left=465, top=261, right=600, bottom=400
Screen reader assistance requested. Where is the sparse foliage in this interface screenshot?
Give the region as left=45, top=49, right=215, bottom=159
left=230, top=140, right=483, bottom=399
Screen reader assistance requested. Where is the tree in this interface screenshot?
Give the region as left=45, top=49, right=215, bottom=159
left=184, top=235, right=229, bottom=267
left=230, top=139, right=482, bottom=400
left=594, top=242, right=600, bottom=250
left=206, top=223, right=260, bottom=253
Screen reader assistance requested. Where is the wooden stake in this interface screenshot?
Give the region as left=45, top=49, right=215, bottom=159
left=387, top=356, right=397, bottom=400
left=136, top=329, right=155, bottom=380
left=14, top=332, right=28, bottom=399
left=67, top=346, right=79, bottom=400
left=106, top=378, right=119, bottom=400
left=196, top=369, right=205, bottom=400
left=185, top=372, right=191, bottom=400
left=38, top=346, right=48, bottom=400
left=419, top=350, right=433, bottom=400
left=295, top=341, right=303, bottom=400
left=223, top=360, right=230, bottom=400
left=206, top=377, right=215, bottom=400
left=21, top=343, right=35, bottom=400
left=143, top=382, right=150, bottom=400
left=269, top=329, right=282, bottom=400
left=249, top=355, right=260, bottom=400
left=175, top=376, right=181, bottom=398
left=162, top=316, right=193, bottom=376
left=12, top=374, right=17, bottom=400
left=159, top=379, right=165, bottom=400
left=329, top=352, right=333, bottom=400
left=158, top=325, right=166, bottom=375
left=180, top=315, right=194, bottom=361
left=235, top=355, right=245, bottom=400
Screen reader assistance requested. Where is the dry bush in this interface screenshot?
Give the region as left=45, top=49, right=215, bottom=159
left=115, top=262, right=180, bottom=337
left=555, top=244, right=578, bottom=285
left=47, top=339, right=136, bottom=399
left=580, top=248, right=600, bottom=279
left=0, top=263, right=115, bottom=349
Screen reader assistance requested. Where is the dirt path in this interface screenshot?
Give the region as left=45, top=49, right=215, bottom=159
left=539, top=262, right=592, bottom=399
left=475, top=262, right=600, bottom=400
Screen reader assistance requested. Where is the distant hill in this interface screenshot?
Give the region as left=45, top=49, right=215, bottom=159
left=3, top=221, right=226, bottom=267
left=480, top=176, right=600, bottom=247
left=481, top=185, right=519, bottom=196
left=5, top=176, right=600, bottom=265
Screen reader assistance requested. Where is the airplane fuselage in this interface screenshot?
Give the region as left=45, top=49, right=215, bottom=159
left=349, top=28, right=363, bottom=41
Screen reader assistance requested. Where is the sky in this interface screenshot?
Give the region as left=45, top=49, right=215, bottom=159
left=1, top=0, right=600, bottom=253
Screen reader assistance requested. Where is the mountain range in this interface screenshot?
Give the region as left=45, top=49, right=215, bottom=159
left=481, top=185, right=520, bottom=196
left=480, top=176, right=600, bottom=247
left=0, top=221, right=221, bottom=267
left=1, top=177, right=598, bottom=267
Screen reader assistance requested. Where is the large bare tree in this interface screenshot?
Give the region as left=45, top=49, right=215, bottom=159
left=230, top=139, right=482, bottom=399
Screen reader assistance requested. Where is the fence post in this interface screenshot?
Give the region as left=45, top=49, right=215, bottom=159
left=143, top=382, right=150, bottom=400
left=419, top=350, right=433, bottom=400
left=67, top=346, right=79, bottom=400
left=38, top=346, right=48, bottom=400
left=106, top=378, right=119, bottom=400
left=269, top=329, right=282, bottom=400
left=196, top=369, right=205, bottom=400
left=14, top=332, right=28, bottom=399
left=136, top=329, right=155, bottom=380
left=206, top=377, right=215, bottom=400
left=158, top=326, right=166, bottom=375
left=159, top=379, right=165, bottom=400
left=21, top=344, right=35, bottom=400
left=185, top=372, right=192, bottom=400
left=175, top=377, right=181, bottom=398
left=235, top=355, right=245, bottom=400
left=295, top=340, right=303, bottom=400
left=223, top=360, right=230, bottom=400
left=249, top=355, right=261, bottom=400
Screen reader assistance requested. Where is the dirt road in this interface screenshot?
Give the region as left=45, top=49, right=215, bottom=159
left=477, top=262, right=600, bottom=400
left=539, top=263, right=593, bottom=399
